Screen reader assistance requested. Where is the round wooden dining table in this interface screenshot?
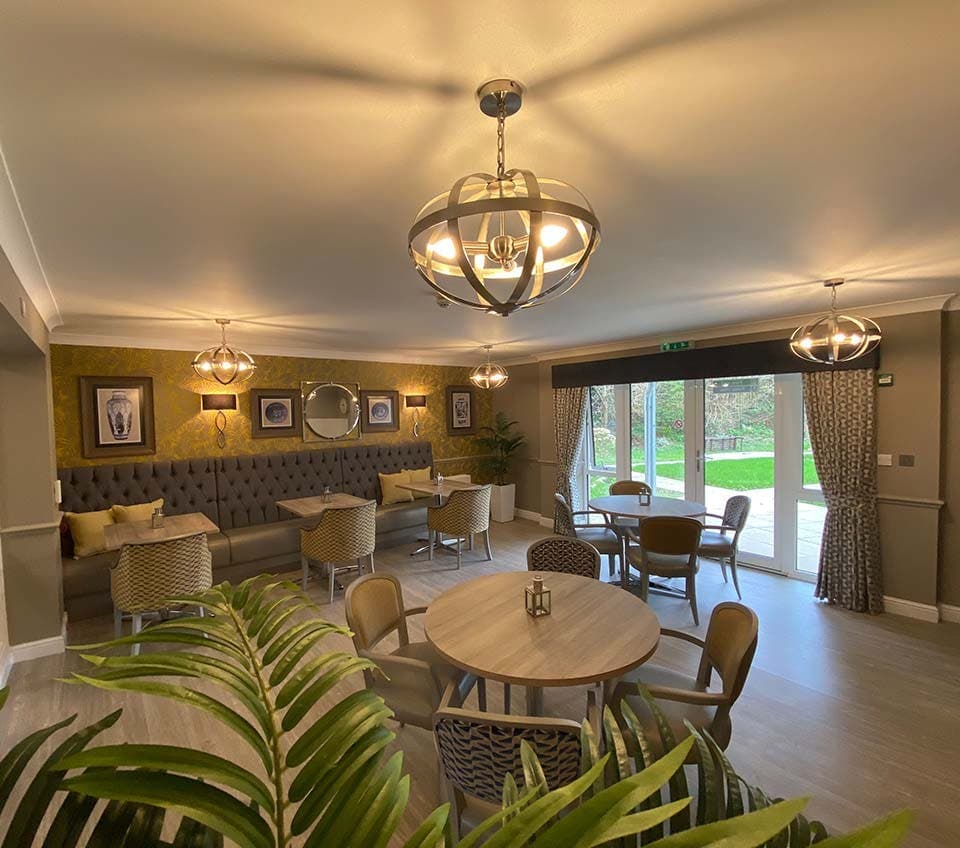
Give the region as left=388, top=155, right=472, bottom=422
left=588, top=494, right=706, bottom=521
left=424, top=571, right=660, bottom=716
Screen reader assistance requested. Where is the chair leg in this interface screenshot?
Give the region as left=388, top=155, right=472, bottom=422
left=456, top=538, right=462, bottom=570
left=113, top=606, right=122, bottom=638
left=368, top=552, right=375, bottom=574
left=477, top=678, right=487, bottom=711
left=483, top=529, right=492, bottom=561
left=730, top=553, right=742, bottom=600
left=301, top=555, right=310, bottom=591
left=428, top=530, right=435, bottom=561
left=328, top=563, right=335, bottom=605
left=503, top=683, right=511, bottom=714
left=687, top=573, right=700, bottom=626
left=198, top=606, right=206, bottom=618
left=640, top=570, right=650, bottom=601
left=719, top=557, right=729, bottom=583
left=131, top=613, right=142, bottom=656
left=468, top=533, right=474, bottom=551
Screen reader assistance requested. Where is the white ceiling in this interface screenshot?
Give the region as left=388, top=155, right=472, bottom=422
left=0, top=0, right=958, bottom=364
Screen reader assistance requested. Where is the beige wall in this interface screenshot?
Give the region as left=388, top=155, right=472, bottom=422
left=495, top=307, right=953, bottom=609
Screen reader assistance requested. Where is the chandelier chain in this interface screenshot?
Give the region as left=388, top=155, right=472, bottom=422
left=496, top=95, right=506, bottom=179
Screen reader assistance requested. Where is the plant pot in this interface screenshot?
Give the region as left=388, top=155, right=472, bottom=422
left=489, top=483, right=516, bottom=523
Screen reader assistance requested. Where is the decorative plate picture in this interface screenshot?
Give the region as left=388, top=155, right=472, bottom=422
left=360, top=390, right=400, bottom=433
left=250, top=388, right=303, bottom=439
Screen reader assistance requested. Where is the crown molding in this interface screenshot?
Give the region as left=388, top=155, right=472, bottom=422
left=502, top=293, right=957, bottom=365
left=48, top=331, right=477, bottom=368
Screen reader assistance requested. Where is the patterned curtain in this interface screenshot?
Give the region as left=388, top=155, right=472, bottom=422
left=553, top=387, right=587, bottom=535
left=803, top=369, right=883, bottom=613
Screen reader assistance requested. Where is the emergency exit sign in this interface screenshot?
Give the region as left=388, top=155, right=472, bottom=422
left=661, top=340, right=692, bottom=352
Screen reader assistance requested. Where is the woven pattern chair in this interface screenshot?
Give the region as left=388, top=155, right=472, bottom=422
left=344, top=573, right=478, bottom=730
left=300, top=500, right=377, bottom=603
left=526, top=535, right=601, bottom=579
left=625, top=515, right=703, bottom=624
left=554, top=493, right=623, bottom=579
left=698, top=495, right=751, bottom=599
left=111, top=532, right=213, bottom=654
left=434, top=704, right=583, bottom=837
left=611, top=602, right=759, bottom=760
left=427, top=485, right=492, bottom=569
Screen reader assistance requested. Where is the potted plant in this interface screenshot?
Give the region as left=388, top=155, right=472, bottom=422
left=477, top=411, right=527, bottom=522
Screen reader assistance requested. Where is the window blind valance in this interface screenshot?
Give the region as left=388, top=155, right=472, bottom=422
left=551, top=339, right=878, bottom=389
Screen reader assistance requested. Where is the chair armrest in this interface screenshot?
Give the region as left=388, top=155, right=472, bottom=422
left=703, top=512, right=725, bottom=520
left=404, top=606, right=429, bottom=618
left=702, top=524, right=734, bottom=533
left=660, top=628, right=707, bottom=648
left=613, top=679, right=726, bottom=707
left=358, top=649, right=441, bottom=695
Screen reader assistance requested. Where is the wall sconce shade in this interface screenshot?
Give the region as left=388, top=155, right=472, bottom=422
left=201, top=394, right=238, bottom=411
left=405, top=395, right=427, bottom=408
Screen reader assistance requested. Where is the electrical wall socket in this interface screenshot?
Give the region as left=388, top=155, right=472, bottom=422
left=898, top=454, right=915, bottom=467
left=877, top=454, right=893, bottom=466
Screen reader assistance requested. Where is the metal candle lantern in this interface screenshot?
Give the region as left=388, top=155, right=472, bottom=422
left=524, top=574, right=551, bottom=617
left=638, top=490, right=651, bottom=506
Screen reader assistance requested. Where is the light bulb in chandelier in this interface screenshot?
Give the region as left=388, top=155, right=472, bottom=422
left=470, top=345, right=509, bottom=390
left=192, top=319, right=257, bottom=385
left=409, top=79, right=600, bottom=316
left=789, top=279, right=881, bottom=364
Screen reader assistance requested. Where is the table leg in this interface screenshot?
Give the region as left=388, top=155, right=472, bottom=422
left=526, top=686, right=544, bottom=716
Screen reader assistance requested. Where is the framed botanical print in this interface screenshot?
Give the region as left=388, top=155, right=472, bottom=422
left=445, top=385, right=476, bottom=436
left=360, top=389, right=400, bottom=433
left=80, top=375, right=156, bottom=459
left=250, top=388, right=303, bottom=439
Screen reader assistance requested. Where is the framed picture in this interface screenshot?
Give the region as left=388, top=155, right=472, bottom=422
left=360, top=390, right=400, bottom=433
left=80, top=376, right=156, bottom=459
left=446, top=385, right=476, bottom=435
left=250, top=388, right=303, bottom=439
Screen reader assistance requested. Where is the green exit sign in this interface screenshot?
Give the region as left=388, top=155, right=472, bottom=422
left=661, top=340, right=692, bottom=352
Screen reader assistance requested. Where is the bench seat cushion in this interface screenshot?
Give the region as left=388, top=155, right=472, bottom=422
left=224, top=520, right=302, bottom=564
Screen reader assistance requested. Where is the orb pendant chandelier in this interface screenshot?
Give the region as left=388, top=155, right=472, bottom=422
left=192, top=319, right=257, bottom=385
left=789, top=279, right=881, bottom=365
left=470, top=345, right=509, bottom=389
left=408, top=78, right=600, bottom=317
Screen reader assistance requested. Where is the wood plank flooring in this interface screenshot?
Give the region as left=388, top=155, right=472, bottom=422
left=3, top=519, right=959, bottom=846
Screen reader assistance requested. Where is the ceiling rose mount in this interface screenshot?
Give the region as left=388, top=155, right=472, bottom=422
left=408, top=77, right=600, bottom=317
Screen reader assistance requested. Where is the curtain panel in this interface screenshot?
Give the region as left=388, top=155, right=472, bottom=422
left=803, top=369, right=883, bottom=613
left=553, top=387, right=587, bottom=535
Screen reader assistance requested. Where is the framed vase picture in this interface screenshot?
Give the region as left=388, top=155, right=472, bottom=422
left=445, top=385, right=476, bottom=436
left=80, top=376, right=156, bottom=459
left=250, top=388, right=303, bottom=439
left=360, top=390, right=400, bottom=433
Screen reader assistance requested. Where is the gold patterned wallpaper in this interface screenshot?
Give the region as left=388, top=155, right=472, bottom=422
left=51, top=345, right=492, bottom=477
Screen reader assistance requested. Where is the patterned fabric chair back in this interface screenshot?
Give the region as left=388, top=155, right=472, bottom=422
left=721, top=495, right=751, bottom=543
left=526, top=535, right=601, bottom=579
left=552, top=493, right=576, bottom=537
left=301, top=500, right=377, bottom=563
left=344, top=573, right=408, bottom=653
left=428, top=486, right=491, bottom=536
left=434, top=709, right=582, bottom=805
left=111, top=533, right=212, bottom=614
left=609, top=479, right=652, bottom=496
left=700, top=602, right=759, bottom=705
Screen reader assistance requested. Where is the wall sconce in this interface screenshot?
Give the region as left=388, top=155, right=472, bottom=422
left=201, top=394, right=238, bottom=449
left=405, top=394, right=427, bottom=438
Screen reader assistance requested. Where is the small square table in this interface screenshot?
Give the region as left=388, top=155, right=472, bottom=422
left=103, top=512, right=219, bottom=552
left=276, top=492, right=370, bottom=524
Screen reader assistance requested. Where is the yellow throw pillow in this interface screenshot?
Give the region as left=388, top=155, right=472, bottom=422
left=407, top=466, right=433, bottom=498
left=65, top=509, right=115, bottom=559
left=112, top=498, right=164, bottom=524
left=379, top=471, right=413, bottom=505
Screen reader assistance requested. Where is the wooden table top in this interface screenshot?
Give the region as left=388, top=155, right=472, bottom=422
left=103, top=512, right=219, bottom=551
left=589, top=494, right=706, bottom=520
left=397, top=479, right=480, bottom=498
left=276, top=493, right=371, bottom=518
left=425, top=572, right=660, bottom=687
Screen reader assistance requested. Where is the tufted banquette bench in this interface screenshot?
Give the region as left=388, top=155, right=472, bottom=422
left=59, top=441, right=435, bottom=620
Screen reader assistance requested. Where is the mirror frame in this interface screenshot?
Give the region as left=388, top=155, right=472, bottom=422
left=301, top=381, right=361, bottom=442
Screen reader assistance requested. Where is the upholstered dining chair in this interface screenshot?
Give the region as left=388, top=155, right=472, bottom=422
left=554, top=492, right=623, bottom=579
left=345, top=573, right=478, bottom=731
left=610, top=602, right=759, bottom=760
left=427, top=485, right=493, bottom=569
left=434, top=695, right=589, bottom=839
left=625, top=515, right=703, bottom=624
left=698, top=495, right=751, bottom=599
left=111, top=532, right=213, bottom=655
left=526, top=535, right=601, bottom=579
left=608, top=479, right=653, bottom=532
left=300, top=500, right=377, bottom=603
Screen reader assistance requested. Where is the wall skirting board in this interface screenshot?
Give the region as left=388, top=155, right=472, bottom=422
left=939, top=604, right=960, bottom=624
left=882, top=596, right=941, bottom=622
left=0, top=614, right=67, bottom=685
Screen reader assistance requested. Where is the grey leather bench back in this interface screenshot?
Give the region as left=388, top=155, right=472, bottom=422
left=58, top=459, right=220, bottom=525
left=341, top=442, right=433, bottom=502
left=215, top=449, right=342, bottom=530
left=58, top=441, right=434, bottom=531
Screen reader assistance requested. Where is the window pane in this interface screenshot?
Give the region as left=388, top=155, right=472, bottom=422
left=802, top=410, right=820, bottom=490
left=588, top=385, right=616, bottom=472
left=797, top=498, right=825, bottom=573
left=630, top=381, right=686, bottom=499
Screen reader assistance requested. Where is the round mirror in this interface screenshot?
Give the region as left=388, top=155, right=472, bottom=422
left=302, top=382, right=360, bottom=440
